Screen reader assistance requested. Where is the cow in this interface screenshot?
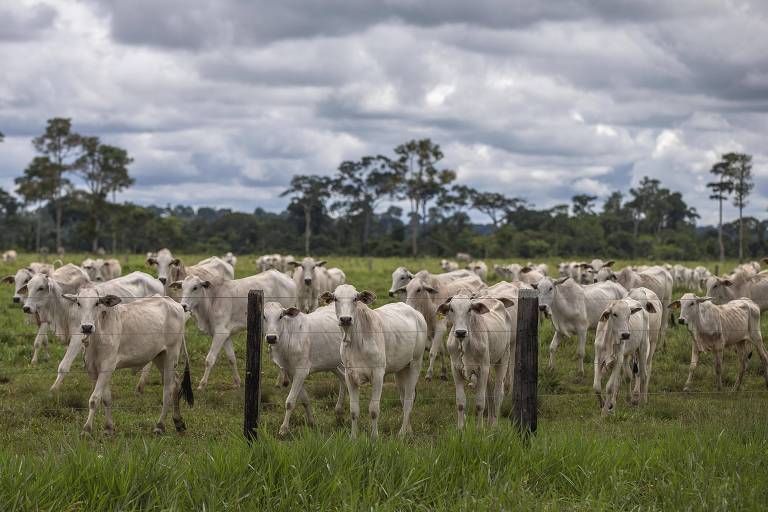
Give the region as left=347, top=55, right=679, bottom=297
left=693, top=266, right=711, bottom=292
left=519, top=266, right=545, bottom=285
left=319, top=285, right=426, bottom=439
left=534, top=276, right=627, bottom=375
left=592, top=298, right=651, bottom=415
left=441, top=259, right=460, bottom=271
left=388, top=267, right=473, bottom=297
left=456, top=252, right=472, bottom=263
left=75, top=294, right=193, bottom=436
left=172, top=269, right=297, bottom=389
left=467, top=260, right=488, bottom=282
left=22, top=272, right=164, bottom=392
left=494, top=263, right=522, bottom=282
left=289, top=257, right=335, bottom=313
left=485, top=280, right=533, bottom=391
left=437, top=294, right=513, bottom=429
left=624, top=287, right=662, bottom=385
left=672, top=294, right=768, bottom=392
left=3, top=262, right=56, bottom=304
left=2, top=250, right=17, bottom=263
left=327, top=267, right=346, bottom=289
left=395, top=273, right=484, bottom=381
left=263, top=302, right=345, bottom=436
left=93, top=258, right=122, bottom=282
left=146, top=249, right=185, bottom=286
left=257, top=254, right=283, bottom=272
left=222, top=252, right=237, bottom=267
left=706, top=273, right=768, bottom=311
left=526, top=262, right=549, bottom=276
left=16, top=264, right=90, bottom=365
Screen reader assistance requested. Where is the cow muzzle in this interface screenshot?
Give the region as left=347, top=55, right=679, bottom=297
left=388, top=291, right=394, bottom=298
left=538, top=305, right=547, bottom=312
left=620, top=332, right=630, bottom=340
left=678, top=318, right=686, bottom=325
left=22, top=305, right=32, bottom=314
left=181, top=303, right=190, bottom=312
left=12, top=296, right=20, bottom=304
left=159, top=277, right=167, bottom=284
left=265, top=334, right=278, bottom=344
left=339, top=316, right=352, bottom=327
left=304, top=278, right=312, bottom=286
left=455, top=329, right=467, bottom=339
left=81, top=324, right=94, bottom=335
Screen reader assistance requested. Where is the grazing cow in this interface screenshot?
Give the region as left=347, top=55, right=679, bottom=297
left=93, top=258, right=122, bottom=282
left=467, top=260, right=488, bottom=282
left=437, top=294, right=514, bottom=429
left=17, top=264, right=90, bottom=365
left=535, top=277, right=626, bottom=375
left=388, top=267, right=473, bottom=297
left=706, top=273, right=768, bottom=311
left=456, top=252, right=472, bottom=263
left=222, top=252, right=237, bottom=267
left=319, top=285, right=426, bottom=439
left=23, top=272, right=164, bottom=391
left=673, top=294, right=768, bottom=392
left=263, top=302, right=345, bottom=436
left=172, top=269, right=297, bottom=389
left=76, top=294, right=193, bottom=435
left=395, top=273, right=484, bottom=380
left=441, top=259, right=460, bottom=271
left=519, top=266, right=545, bottom=285
left=3, top=250, right=17, bottom=263
left=592, top=298, right=651, bottom=415
left=289, top=257, right=335, bottom=313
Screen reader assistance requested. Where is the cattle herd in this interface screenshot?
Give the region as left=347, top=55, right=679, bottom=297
left=3, top=250, right=768, bottom=438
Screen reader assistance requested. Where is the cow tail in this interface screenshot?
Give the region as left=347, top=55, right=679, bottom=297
left=179, top=334, right=194, bottom=407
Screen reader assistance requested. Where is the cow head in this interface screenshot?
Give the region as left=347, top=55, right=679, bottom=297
left=3, top=268, right=34, bottom=304
left=62, top=288, right=122, bottom=335
left=20, top=273, right=54, bottom=315
left=263, top=301, right=301, bottom=345
left=389, top=267, right=414, bottom=297
left=403, top=276, right=439, bottom=311
left=151, top=251, right=181, bottom=285
left=319, top=285, right=375, bottom=342
left=671, top=293, right=709, bottom=326
left=436, top=294, right=493, bottom=341
left=170, top=276, right=210, bottom=313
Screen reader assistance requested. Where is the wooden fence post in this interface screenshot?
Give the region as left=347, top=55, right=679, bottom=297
left=244, top=289, right=263, bottom=442
left=512, top=288, right=538, bottom=437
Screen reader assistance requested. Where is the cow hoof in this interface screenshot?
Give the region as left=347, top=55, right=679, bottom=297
left=425, top=373, right=433, bottom=382
left=103, top=426, right=115, bottom=437
left=440, top=374, right=448, bottom=382
left=232, top=382, right=241, bottom=390
left=154, top=424, right=166, bottom=435
left=278, top=427, right=290, bottom=438
left=174, top=419, right=186, bottom=433
left=80, top=428, right=93, bottom=439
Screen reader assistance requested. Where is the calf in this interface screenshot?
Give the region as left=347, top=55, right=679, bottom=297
left=706, top=273, right=768, bottom=311
left=592, top=298, right=651, bottom=415
left=290, top=257, right=333, bottom=313
left=263, top=302, right=345, bottom=436
left=437, top=294, right=513, bottom=429
left=535, top=277, right=626, bottom=375
left=76, top=294, right=193, bottom=435
left=672, top=294, right=768, bottom=391
left=172, top=269, right=297, bottom=389
left=320, top=285, right=426, bottom=439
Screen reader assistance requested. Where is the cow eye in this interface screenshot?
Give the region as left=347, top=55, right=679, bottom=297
left=192, top=286, right=197, bottom=291
left=38, top=287, right=44, bottom=291
left=613, top=313, right=618, bottom=317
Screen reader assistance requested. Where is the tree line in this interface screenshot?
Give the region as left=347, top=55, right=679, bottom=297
left=0, top=118, right=761, bottom=261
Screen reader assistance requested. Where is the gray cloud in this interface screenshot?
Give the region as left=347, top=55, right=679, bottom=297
left=0, top=3, right=57, bottom=41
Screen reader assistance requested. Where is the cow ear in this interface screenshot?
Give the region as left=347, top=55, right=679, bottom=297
left=696, top=297, right=712, bottom=303
left=61, top=293, right=77, bottom=303
left=437, top=301, right=451, bottom=315
left=283, top=307, right=301, bottom=317
left=630, top=307, right=643, bottom=315
left=171, top=258, right=181, bottom=266
left=316, top=260, right=327, bottom=267
left=645, top=302, right=657, bottom=313
left=18, top=284, right=28, bottom=295
left=146, top=257, right=157, bottom=266
left=1, top=275, right=14, bottom=284
left=608, top=274, right=618, bottom=281
left=168, top=281, right=183, bottom=290
left=600, top=310, right=610, bottom=321
left=604, top=261, right=615, bottom=267
left=99, top=295, right=122, bottom=307
left=471, top=302, right=491, bottom=315
left=287, top=261, right=301, bottom=267
left=529, top=282, right=538, bottom=289
left=554, top=276, right=570, bottom=285
left=356, top=290, right=376, bottom=305
left=201, top=280, right=211, bottom=288
left=423, top=286, right=439, bottom=295
left=722, top=280, right=733, bottom=286
left=318, top=291, right=334, bottom=305
left=521, top=266, right=532, bottom=273
left=103, top=261, right=110, bottom=267
left=498, top=297, right=515, bottom=308
left=670, top=300, right=681, bottom=309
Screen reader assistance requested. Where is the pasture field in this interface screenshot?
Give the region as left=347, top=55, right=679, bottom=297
left=1, top=254, right=767, bottom=510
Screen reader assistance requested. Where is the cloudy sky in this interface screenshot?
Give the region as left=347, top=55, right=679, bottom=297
left=1, top=0, right=767, bottom=225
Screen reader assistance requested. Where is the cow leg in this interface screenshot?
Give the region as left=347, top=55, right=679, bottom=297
left=198, top=331, right=230, bottom=390
left=332, top=368, right=346, bottom=420
left=548, top=330, right=566, bottom=371
left=102, top=384, right=114, bottom=435
left=154, top=354, right=173, bottom=435
left=345, top=371, right=360, bottom=439
left=31, top=322, right=49, bottom=365
left=490, top=360, right=507, bottom=427
left=172, top=373, right=186, bottom=433
left=593, top=359, right=605, bottom=408
left=602, top=356, right=623, bottom=416
left=83, top=368, right=112, bottom=436
left=683, top=347, right=700, bottom=392
left=135, top=362, right=153, bottom=395
left=451, top=359, right=467, bottom=430
left=747, top=326, right=768, bottom=389
left=50, top=334, right=83, bottom=393
left=733, top=342, right=748, bottom=392
left=397, top=360, right=420, bottom=437
left=369, top=369, right=385, bottom=440
left=223, top=337, right=241, bottom=388
left=714, top=347, right=724, bottom=392
left=435, top=317, right=449, bottom=381
left=279, top=368, right=309, bottom=437
left=297, top=386, right=316, bottom=428
left=576, top=330, right=588, bottom=378
left=475, top=364, right=490, bottom=426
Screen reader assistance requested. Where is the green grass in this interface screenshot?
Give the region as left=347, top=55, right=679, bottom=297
left=0, top=254, right=767, bottom=510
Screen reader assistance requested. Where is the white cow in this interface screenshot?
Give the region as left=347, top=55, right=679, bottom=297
left=437, top=294, right=513, bottom=429
left=519, top=266, right=545, bottom=285
left=535, top=277, right=627, bottom=375
left=93, top=258, right=122, bottom=282
left=327, top=267, right=346, bottom=289
left=289, top=257, right=334, bottom=313
left=693, top=266, right=711, bottom=292
left=172, top=269, right=296, bottom=389
left=146, top=249, right=185, bottom=286
left=592, top=298, right=651, bottom=415
left=23, top=272, right=165, bottom=392
left=2, top=250, right=17, bottom=263
left=485, top=280, right=533, bottom=391
left=222, top=252, right=237, bottom=267
left=706, top=273, right=768, bottom=311
left=467, top=260, right=488, bottom=282
left=624, top=287, right=662, bottom=385
left=441, top=259, right=460, bottom=271
left=388, top=267, right=473, bottom=297
left=494, top=263, right=522, bottom=282
left=673, top=294, right=768, bottom=391
left=263, top=302, right=345, bottom=436
left=396, top=273, right=484, bottom=380
left=3, top=262, right=56, bottom=304
left=17, top=264, right=90, bottom=365
left=320, top=285, right=426, bottom=439
left=76, top=294, right=193, bottom=435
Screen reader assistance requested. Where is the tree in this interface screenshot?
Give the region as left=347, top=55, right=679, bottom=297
left=725, top=153, right=753, bottom=261
left=707, top=160, right=734, bottom=262
left=281, top=174, right=332, bottom=254
left=392, top=139, right=456, bottom=256
left=472, top=191, right=520, bottom=227
left=75, top=137, right=134, bottom=252
left=22, top=118, right=82, bottom=250
left=571, top=194, right=597, bottom=216
left=333, top=155, right=398, bottom=254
